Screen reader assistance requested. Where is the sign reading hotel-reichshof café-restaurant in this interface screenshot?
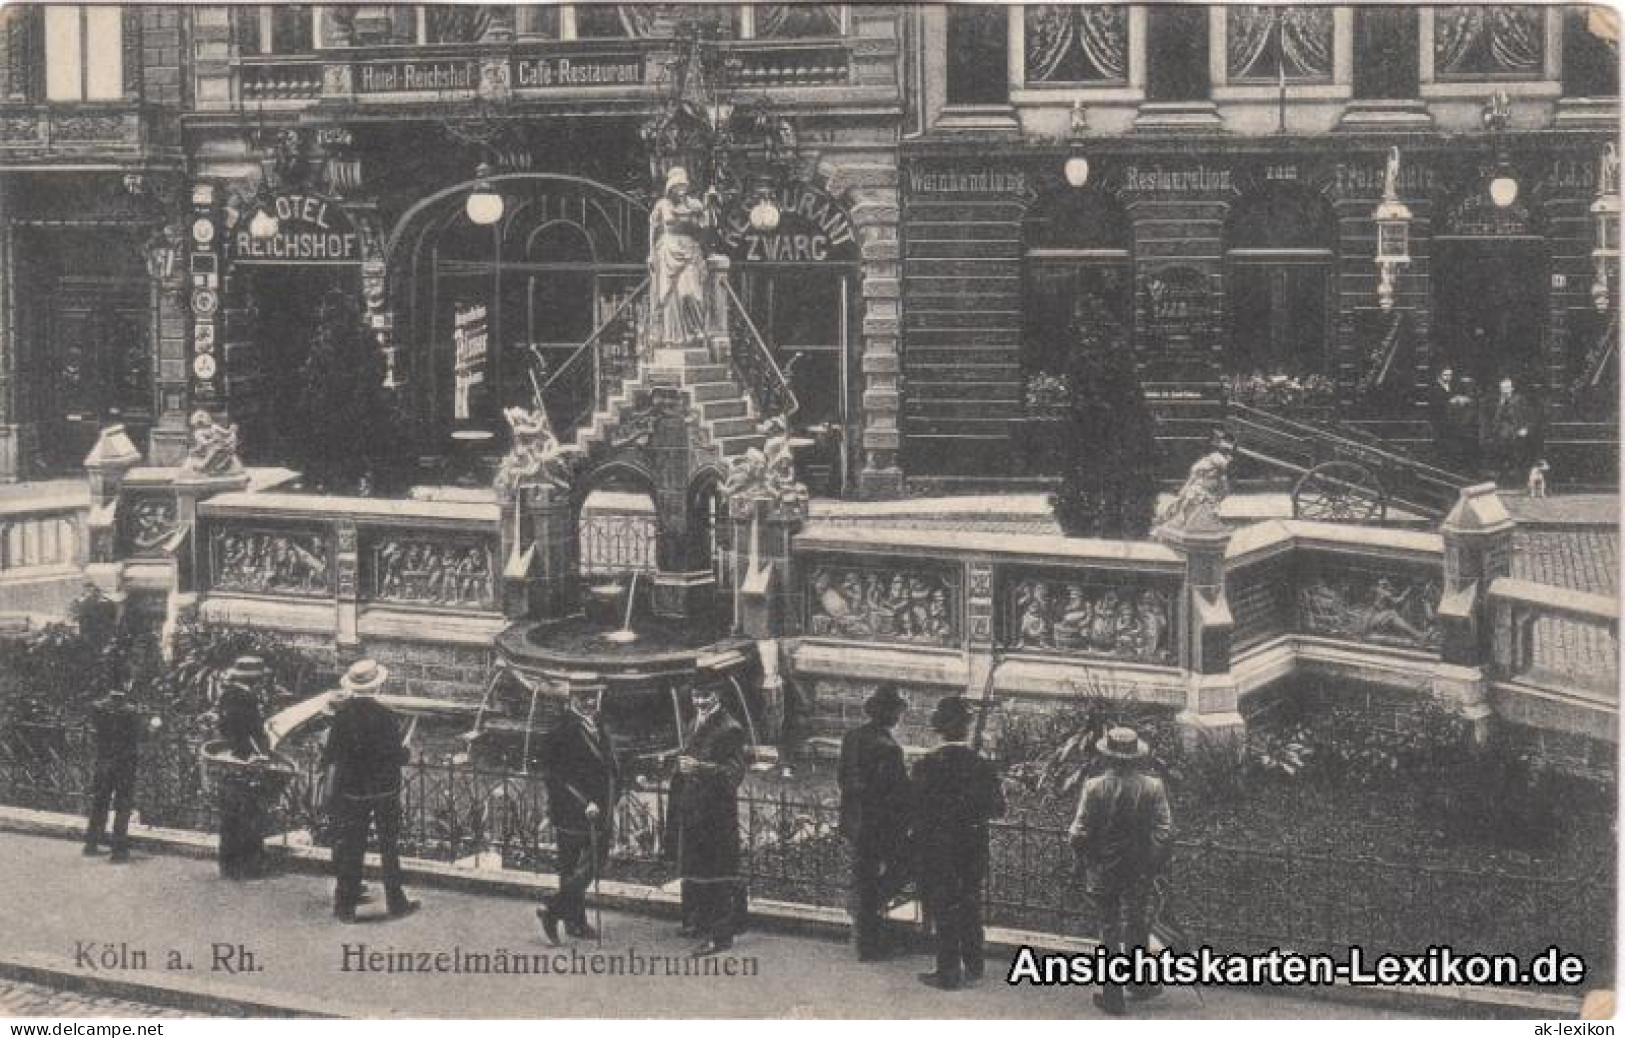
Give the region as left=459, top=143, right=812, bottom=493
left=231, top=193, right=361, bottom=265
left=347, top=54, right=648, bottom=95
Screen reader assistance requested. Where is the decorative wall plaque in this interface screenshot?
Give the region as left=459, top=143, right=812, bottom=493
left=807, top=562, right=957, bottom=647
left=212, top=528, right=332, bottom=597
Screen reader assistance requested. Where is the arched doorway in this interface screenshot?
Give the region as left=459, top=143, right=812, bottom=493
left=1223, top=184, right=1337, bottom=376
left=390, top=174, right=648, bottom=450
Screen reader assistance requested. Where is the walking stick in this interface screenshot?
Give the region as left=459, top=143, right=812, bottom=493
left=589, top=819, right=604, bottom=947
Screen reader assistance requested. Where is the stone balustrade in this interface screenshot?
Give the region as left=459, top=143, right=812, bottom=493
left=0, top=482, right=90, bottom=621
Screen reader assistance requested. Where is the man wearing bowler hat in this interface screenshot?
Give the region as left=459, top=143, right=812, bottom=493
left=322, top=659, right=418, bottom=922
left=83, top=684, right=159, bottom=864
left=1069, top=727, right=1174, bottom=1016
left=838, top=683, right=912, bottom=961
left=912, top=696, right=1005, bottom=990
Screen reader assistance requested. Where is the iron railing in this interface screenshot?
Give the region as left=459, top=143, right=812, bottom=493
left=723, top=278, right=798, bottom=422
left=540, top=280, right=650, bottom=441
left=1, top=721, right=1610, bottom=975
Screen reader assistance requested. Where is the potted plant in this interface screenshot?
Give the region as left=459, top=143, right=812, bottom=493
left=1010, top=372, right=1072, bottom=475
left=1222, top=371, right=1338, bottom=422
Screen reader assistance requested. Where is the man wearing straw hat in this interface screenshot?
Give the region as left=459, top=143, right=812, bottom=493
left=912, top=696, right=1005, bottom=990
left=322, top=659, right=419, bottom=922
left=216, top=655, right=272, bottom=879
left=1068, top=726, right=1174, bottom=1016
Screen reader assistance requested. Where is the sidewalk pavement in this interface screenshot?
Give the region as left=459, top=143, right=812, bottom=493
left=0, top=827, right=1435, bottom=1021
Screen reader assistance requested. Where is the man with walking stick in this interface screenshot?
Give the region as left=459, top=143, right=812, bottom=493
left=1069, top=727, right=1174, bottom=1016
left=538, top=683, right=619, bottom=944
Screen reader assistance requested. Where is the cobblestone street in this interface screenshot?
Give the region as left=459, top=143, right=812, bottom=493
left=0, top=978, right=192, bottom=1018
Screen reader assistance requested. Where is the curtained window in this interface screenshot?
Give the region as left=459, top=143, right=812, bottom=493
left=424, top=5, right=497, bottom=44
left=1227, top=6, right=1334, bottom=83
left=1434, top=6, right=1546, bottom=79
left=1024, top=5, right=1128, bottom=84
left=755, top=5, right=843, bottom=38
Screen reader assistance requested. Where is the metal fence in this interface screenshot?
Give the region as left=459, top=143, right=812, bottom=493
left=0, top=720, right=1611, bottom=975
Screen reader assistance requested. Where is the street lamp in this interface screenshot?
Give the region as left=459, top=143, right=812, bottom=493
left=1372, top=147, right=1412, bottom=311
left=1063, top=100, right=1089, bottom=187
left=465, top=163, right=504, bottom=226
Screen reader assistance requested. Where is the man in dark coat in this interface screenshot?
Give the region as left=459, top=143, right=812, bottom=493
left=538, top=684, right=619, bottom=944
left=83, top=686, right=154, bottom=863
left=668, top=682, right=747, bottom=956
left=215, top=655, right=272, bottom=879
left=1480, top=376, right=1536, bottom=486
left=322, top=659, right=418, bottom=922
left=838, top=683, right=911, bottom=960
left=1069, top=726, right=1174, bottom=1016
left=912, top=696, right=1005, bottom=990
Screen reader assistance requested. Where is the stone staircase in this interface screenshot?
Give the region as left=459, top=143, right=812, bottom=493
left=561, top=346, right=768, bottom=462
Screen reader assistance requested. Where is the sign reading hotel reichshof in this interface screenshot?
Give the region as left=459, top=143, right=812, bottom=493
left=345, top=54, right=647, bottom=95
left=231, top=193, right=361, bottom=265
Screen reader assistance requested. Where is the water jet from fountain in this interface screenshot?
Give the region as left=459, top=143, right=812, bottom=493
left=601, top=571, right=641, bottom=646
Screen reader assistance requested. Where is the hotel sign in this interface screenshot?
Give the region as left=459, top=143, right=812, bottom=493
left=355, top=59, right=480, bottom=93
left=340, top=53, right=647, bottom=96
left=231, top=193, right=361, bottom=265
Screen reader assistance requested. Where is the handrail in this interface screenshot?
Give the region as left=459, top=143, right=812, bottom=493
left=542, top=278, right=650, bottom=395
left=722, top=276, right=799, bottom=419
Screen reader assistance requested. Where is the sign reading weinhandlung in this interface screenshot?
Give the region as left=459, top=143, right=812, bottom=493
left=453, top=303, right=489, bottom=422
left=231, top=193, right=361, bottom=265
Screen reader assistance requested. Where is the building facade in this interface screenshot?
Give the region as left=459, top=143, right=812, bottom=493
left=0, top=4, right=1618, bottom=496
left=0, top=3, right=907, bottom=495
left=901, top=4, right=1620, bottom=487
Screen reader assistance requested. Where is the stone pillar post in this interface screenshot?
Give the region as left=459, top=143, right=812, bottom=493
left=1432, top=483, right=1511, bottom=730
left=334, top=518, right=360, bottom=656
left=1162, top=515, right=1242, bottom=743
left=172, top=469, right=250, bottom=594
left=727, top=495, right=807, bottom=640
left=705, top=254, right=732, bottom=364
left=0, top=176, right=17, bottom=482
left=82, top=423, right=143, bottom=567
left=501, top=484, right=577, bottom=622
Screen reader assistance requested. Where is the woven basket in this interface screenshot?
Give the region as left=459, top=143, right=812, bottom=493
left=198, top=741, right=299, bottom=803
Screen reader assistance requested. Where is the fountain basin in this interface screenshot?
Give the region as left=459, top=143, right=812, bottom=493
left=491, top=615, right=756, bottom=760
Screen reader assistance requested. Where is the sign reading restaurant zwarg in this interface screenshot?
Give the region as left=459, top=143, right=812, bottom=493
left=720, top=182, right=857, bottom=264
left=231, top=193, right=361, bottom=264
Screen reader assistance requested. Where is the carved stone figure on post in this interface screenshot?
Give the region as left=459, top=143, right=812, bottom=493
left=494, top=405, right=571, bottom=498
left=648, top=166, right=715, bottom=348
left=178, top=410, right=243, bottom=479
left=1154, top=429, right=1235, bottom=533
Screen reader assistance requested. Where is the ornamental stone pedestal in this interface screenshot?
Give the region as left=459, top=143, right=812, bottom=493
left=1432, top=483, right=1512, bottom=734
left=500, top=484, right=578, bottom=623
left=1159, top=514, right=1244, bottom=747
left=725, top=494, right=808, bottom=641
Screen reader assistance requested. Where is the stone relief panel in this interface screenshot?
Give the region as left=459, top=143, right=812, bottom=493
left=806, top=561, right=957, bottom=647
left=1001, top=571, right=1177, bottom=665
left=122, top=493, right=181, bottom=556
left=366, top=535, right=497, bottom=610
left=1295, top=563, right=1441, bottom=651
left=212, top=528, right=331, bottom=597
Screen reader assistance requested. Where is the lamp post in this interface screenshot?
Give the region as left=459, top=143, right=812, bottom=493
left=1372, top=147, right=1412, bottom=311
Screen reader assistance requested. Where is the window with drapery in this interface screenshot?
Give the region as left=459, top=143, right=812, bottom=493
left=1434, top=6, right=1547, bottom=79
left=1227, top=6, right=1334, bottom=82
left=1024, top=4, right=1128, bottom=84
left=234, top=6, right=314, bottom=54
left=1563, top=6, right=1619, bottom=97
left=753, top=5, right=843, bottom=38
left=318, top=5, right=417, bottom=47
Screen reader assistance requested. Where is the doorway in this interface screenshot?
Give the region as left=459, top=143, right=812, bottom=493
left=1432, top=238, right=1549, bottom=393
left=45, top=277, right=150, bottom=472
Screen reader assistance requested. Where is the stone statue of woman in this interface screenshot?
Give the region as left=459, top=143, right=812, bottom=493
left=648, top=166, right=714, bottom=348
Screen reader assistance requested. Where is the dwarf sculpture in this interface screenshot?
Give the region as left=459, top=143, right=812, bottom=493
left=494, top=405, right=571, bottom=497
left=178, top=410, right=243, bottom=479
left=1155, top=429, right=1235, bottom=532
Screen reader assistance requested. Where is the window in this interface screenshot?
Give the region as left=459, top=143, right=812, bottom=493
left=751, top=4, right=842, bottom=38
left=1024, top=5, right=1128, bottom=85
left=425, top=5, right=497, bottom=44
left=1563, top=6, right=1619, bottom=97
left=516, top=5, right=560, bottom=39
left=236, top=6, right=314, bottom=54
left=1434, top=6, right=1547, bottom=80
left=43, top=5, right=121, bottom=101
left=947, top=5, right=1009, bottom=105
left=1224, top=187, right=1336, bottom=377
left=317, top=5, right=417, bottom=48
left=1145, top=6, right=1210, bottom=101
left=1226, top=6, right=1333, bottom=83
left=1353, top=7, right=1418, bottom=98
